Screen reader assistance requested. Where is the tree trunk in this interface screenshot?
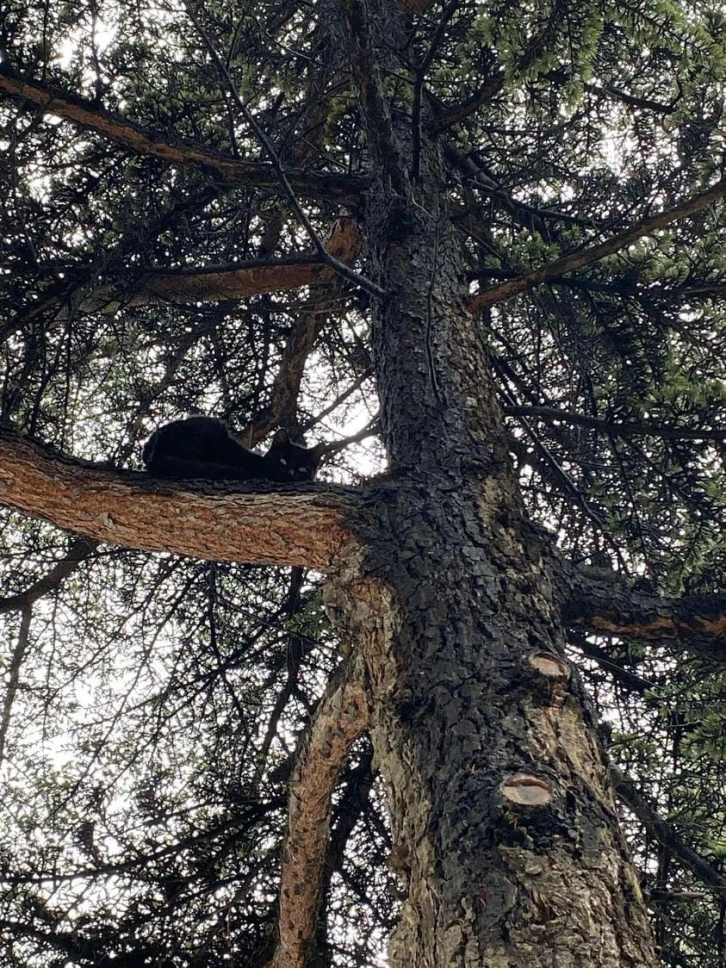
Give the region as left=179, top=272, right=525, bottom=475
left=335, top=5, right=660, bottom=958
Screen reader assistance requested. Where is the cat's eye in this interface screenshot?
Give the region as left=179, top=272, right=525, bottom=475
left=279, top=458, right=287, bottom=465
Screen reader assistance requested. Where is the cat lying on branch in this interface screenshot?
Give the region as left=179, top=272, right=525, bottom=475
left=143, top=416, right=325, bottom=483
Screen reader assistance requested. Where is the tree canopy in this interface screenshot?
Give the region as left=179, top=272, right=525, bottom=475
left=0, top=0, right=725, bottom=965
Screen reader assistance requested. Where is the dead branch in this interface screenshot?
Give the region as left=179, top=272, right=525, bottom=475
left=0, top=537, right=98, bottom=612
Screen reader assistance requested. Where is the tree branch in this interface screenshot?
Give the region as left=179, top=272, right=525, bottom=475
left=561, top=565, right=726, bottom=656
left=3, top=223, right=362, bottom=341
left=612, top=767, right=726, bottom=901
left=0, top=537, right=98, bottom=612
left=270, top=654, right=369, bottom=968
left=426, top=72, right=505, bottom=134
left=0, top=429, right=359, bottom=570
left=470, top=177, right=726, bottom=313
left=0, top=63, right=364, bottom=202
left=117, top=219, right=360, bottom=309
left=504, top=405, right=726, bottom=442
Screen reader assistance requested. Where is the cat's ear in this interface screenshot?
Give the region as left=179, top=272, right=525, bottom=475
left=270, top=428, right=292, bottom=447
left=311, top=441, right=327, bottom=459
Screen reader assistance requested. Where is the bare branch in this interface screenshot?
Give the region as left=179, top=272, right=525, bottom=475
left=2, top=221, right=362, bottom=342
left=0, top=604, right=31, bottom=766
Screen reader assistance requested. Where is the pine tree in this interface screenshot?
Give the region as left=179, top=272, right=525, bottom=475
left=0, top=0, right=725, bottom=965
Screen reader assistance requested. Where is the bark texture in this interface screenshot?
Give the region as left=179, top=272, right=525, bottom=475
left=335, top=3, right=660, bottom=960
left=0, top=430, right=356, bottom=569
left=356, top=479, right=656, bottom=966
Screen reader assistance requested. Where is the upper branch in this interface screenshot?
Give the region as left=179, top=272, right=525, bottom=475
left=470, top=177, right=726, bottom=313
left=0, top=429, right=360, bottom=571
left=0, top=63, right=365, bottom=202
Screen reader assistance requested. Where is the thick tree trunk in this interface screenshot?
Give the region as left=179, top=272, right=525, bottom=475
left=336, top=6, right=660, bottom=956
left=356, top=280, right=659, bottom=964
left=349, top=478, right=658, bottom=965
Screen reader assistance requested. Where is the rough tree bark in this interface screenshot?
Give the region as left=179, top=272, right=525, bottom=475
left=320, top=1, right=659, bottom=964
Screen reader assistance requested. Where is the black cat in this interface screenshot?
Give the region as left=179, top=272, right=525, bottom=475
left=143, top=416, right=324, bottom=482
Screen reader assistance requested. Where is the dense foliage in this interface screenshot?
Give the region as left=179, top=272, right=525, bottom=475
left=0, top=0, right=724, bottom=964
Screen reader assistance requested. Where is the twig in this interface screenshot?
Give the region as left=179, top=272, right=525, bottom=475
left=503, top=405, right=726, bottom=442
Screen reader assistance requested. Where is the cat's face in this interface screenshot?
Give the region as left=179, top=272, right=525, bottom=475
left=266, top=431, right=325, bottom=481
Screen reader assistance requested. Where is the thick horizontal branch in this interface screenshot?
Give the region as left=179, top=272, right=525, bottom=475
left=470, top=177, right=726, bottom=313
left=106, top=218, right=361, bottom=308
left=0, top=430, right=360, bottom=571
left=80, top=256, right=335, bottom=311
left=0, top=64, right=364, bottom=202
left=6, top=224, right=361, bottom=337
left=562, top=566, right=726, bottom=657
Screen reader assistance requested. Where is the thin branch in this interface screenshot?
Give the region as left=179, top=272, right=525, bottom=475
left=319, top=417, right=381, bottom=459
left=0, top=537, right=97, bottom=612
left=568, top=632, right=655, bottom=695
left=504, top=405, right=726, bottom=442
left=492, top=374, right=607, bottom=529
left=470, top=177, right=726, bottom=313
left=2, top=222, right=362, bottom=341
left=585, top=80, right=678, bottom=116
left=612, top=767, right=726, bottom=901
left=343, top=0, right=410, bottom=198
left=0, top=539, right=97, bottom=765
left=304, top=370, right=374, bottom=432
left=411, top=0, right=459, bottom=178
left=469, top=266, right=726, bottom=301
left=0, top=604, right=31, bottom=766
left=426, top=72, right=505, bottom=133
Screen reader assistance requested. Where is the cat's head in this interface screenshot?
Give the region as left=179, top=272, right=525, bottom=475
left=265, top=429, right=326, bottom=481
